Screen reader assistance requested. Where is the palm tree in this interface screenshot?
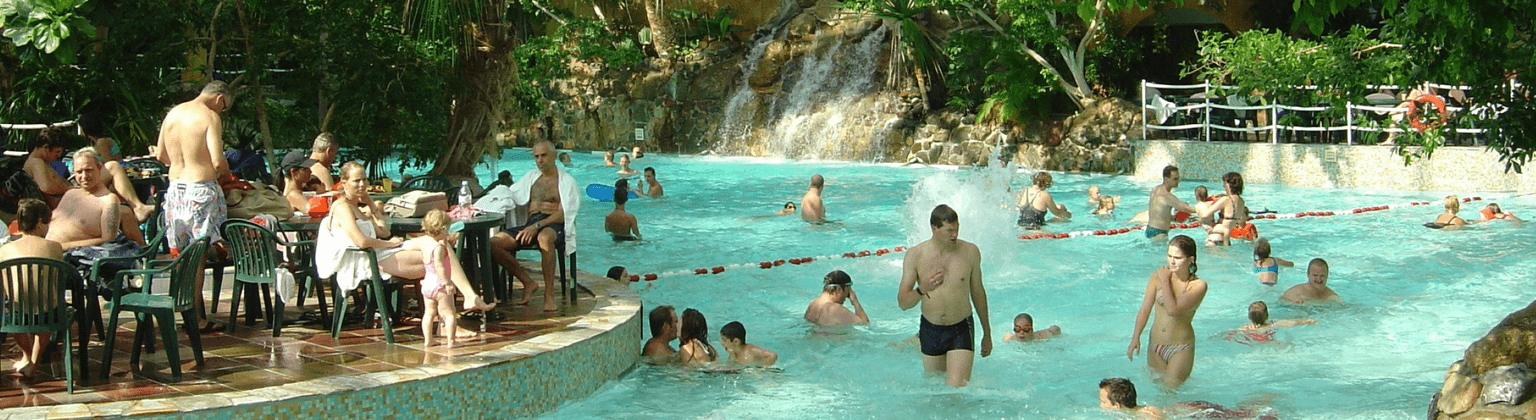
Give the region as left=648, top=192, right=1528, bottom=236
left=644, top=0, right=676, bottom=57
left=406, top=0, right=520, bottom=177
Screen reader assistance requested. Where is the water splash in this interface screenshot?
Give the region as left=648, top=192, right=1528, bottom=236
left=902, top=167, right=1021, bottom=264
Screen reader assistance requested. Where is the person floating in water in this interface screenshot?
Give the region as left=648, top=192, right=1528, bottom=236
left=1252, top=238, right=1294, bottom=286
left=801, top=174, right=827, bottom=223
left=719, top=321, right=778, bottom=367
left=1128, top=235, right=1208, bottom=389
left=898, top=204, right=992, bottom=387
left=1480, top=203, right=1522, bottom=222
left=1002, top=312, right=1060, bottom=341
left=1143, top=165, right=1198, bottom=239
left=1099, top=378, right=1279, bottom=419
left=604, top=179, right=641, bottom=241
left=777, top=201, right=797, bottom=216
left=1280, top=258, right=1341, bottom=304
left=1224, top=301, right=1316, bottom=345
left=1016, top=171, right=1071, bottom=229
left=1087, top=185, right=1120, bottom=209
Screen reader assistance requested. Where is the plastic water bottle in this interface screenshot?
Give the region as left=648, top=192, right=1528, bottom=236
left=458, top=180, right=473, bottom=206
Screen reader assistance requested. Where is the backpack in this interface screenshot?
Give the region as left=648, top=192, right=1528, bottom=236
left=0, top=155, right=41, bottom=214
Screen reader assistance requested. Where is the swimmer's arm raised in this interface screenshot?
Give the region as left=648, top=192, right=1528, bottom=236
left=1274, top=257, right=1295, bottom=267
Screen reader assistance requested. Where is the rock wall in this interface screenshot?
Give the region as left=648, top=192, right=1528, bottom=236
left=1432, top=300, right=1536, bottom=420
left=512, top=0, right=1136, bottom=173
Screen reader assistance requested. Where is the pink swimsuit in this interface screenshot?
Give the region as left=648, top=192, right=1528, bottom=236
left=420, top=241, right=450, bottom=298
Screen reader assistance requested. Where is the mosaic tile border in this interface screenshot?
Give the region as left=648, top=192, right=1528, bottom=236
left=0, top=272, right=642, bottom=419
left=1131, top=140, right=1536, bottom=192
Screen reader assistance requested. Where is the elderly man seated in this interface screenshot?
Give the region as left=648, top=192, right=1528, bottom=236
left=488, top=140, right=579, bottom=312
left=46, top=148, right=145, bottom=257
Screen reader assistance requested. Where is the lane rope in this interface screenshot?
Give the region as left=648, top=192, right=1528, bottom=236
left=623, top=195, right=1512, bottom=281
left=1018, top=195, right=1492, bottom=241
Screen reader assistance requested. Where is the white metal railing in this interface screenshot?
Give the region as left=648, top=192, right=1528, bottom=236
left=1140, top=80, right=1498, bottom=145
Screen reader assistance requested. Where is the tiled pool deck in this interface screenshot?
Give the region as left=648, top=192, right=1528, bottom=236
left=0, top=265, right=641, bottom=418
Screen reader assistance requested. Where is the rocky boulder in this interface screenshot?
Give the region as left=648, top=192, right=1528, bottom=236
left=1432, top=300, right=1536, bottom=420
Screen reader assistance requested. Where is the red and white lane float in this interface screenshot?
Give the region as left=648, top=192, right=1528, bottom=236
left=1018, top=196, right=1490, bottom=241
left=626, top=246, right=908, bottom=282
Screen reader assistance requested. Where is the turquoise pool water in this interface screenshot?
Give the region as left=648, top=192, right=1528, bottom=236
left=405, top=151, right=1534, bottom=419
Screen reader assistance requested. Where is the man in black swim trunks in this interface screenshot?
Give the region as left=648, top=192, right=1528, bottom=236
left=490, top=140, right=581, bottom=312
left=897, top=204, right=992, bottom=387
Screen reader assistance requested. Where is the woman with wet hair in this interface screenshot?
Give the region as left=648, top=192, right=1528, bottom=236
left=1127, top=235, right=1208, bottom=388
left=678, top=308, right=717, bottom=366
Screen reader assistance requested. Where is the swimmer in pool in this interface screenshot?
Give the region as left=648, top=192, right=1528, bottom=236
left=1002, top=312, right=1060, bottom=341
left=898, top=204, right=992, bottom=387
left=603, top=150, right=617, bottom=167
left=604, top=179, right=641, bottom=241
left=1225, top=301, right=1315, bottom=345
left=616, top=154, right=638, bottom=177
left=801, top=174, right=826, bottom=223
left=1252, top=238, right=1294, bottom=286
left=1279, top=258, right=1340, bottom=304
left=1144, top=165, right=1198, bottom=238
left=804, top=270, right=869, bottom=326
left=1092, top=195, right=1116, bottom=216
left=1087, top=185, right=1120, bottom=208
left=777, top=201, right=797, bottom=216
left=1127, top=235, right=1207, bottom=389
left=1480, top=203, right=1523, bottom=222
left=719, top=321, right=778, bottom=367
left=643, top=305, right=679, bottom=362
left=1099, top=378, right=1280, bottom=419
left=1427, top=195, right=1468, bottom=228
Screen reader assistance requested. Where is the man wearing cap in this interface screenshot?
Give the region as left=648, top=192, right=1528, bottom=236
left=804, top=270, right=869, bottom=326
left=280, top=150, right=318, bottom=212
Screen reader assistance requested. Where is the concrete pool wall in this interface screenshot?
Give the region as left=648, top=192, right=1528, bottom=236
left=1131, top=140, right=1536, bottom=192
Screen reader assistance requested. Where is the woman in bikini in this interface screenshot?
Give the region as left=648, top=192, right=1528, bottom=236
left=1428, top=195, right=1468, bottom=228
left=1127, top=235, right=1208, bottom=388
left=678, top=308, right=718, bottom=367
left=1252, top=238, right=1294, bottom=286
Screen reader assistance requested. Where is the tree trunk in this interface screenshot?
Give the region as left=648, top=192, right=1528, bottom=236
left=645, top=0, right=675, bottom=57
left=431, top=9, right=518, bottom=178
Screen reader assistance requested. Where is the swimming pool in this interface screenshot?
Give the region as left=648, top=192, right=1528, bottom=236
left=412, top=151, right=1534, bottom=419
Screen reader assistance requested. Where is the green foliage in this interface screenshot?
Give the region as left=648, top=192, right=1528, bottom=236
left=942, top=28, right=1053, bottom=122
left=0, top=0, right=96, bottom=64
left=511, top=16, right=644, bottom=116
left=1296, top=0, right=1534, bottom=171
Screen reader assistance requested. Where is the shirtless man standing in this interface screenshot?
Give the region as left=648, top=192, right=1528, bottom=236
left=1145, top=165, right=1198, bottom=239
left=155, top=81, right=233, bottom=331
left=897, top=204, right=992, bottom=387
left=801, top=174, right=826, bottom=223
left=605, top=179, right=641, bottom=241
left=23, top=130, right=69, bottom=209
left=489, top=140, right=579, bottom=312
left=46, top=148, right=144, bottom=250
left=1205, top=172, right=1252, bottom=245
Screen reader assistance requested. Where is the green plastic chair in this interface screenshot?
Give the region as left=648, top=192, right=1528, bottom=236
left=0, top=258, right=81, bottom=393
left=102, top=237, right=209, bottom=381
left=331, top=248, right=402, bottom=344
left=221, top=219, right=323, bottom=337
left=82, top=211, right=167, bottom=344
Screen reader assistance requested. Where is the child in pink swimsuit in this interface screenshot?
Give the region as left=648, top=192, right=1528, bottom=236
left=415, top=209, right=459, bottom=347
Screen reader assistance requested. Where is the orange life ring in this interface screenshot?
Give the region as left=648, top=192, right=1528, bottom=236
left=1406, top=94, right=1448, bottom=131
